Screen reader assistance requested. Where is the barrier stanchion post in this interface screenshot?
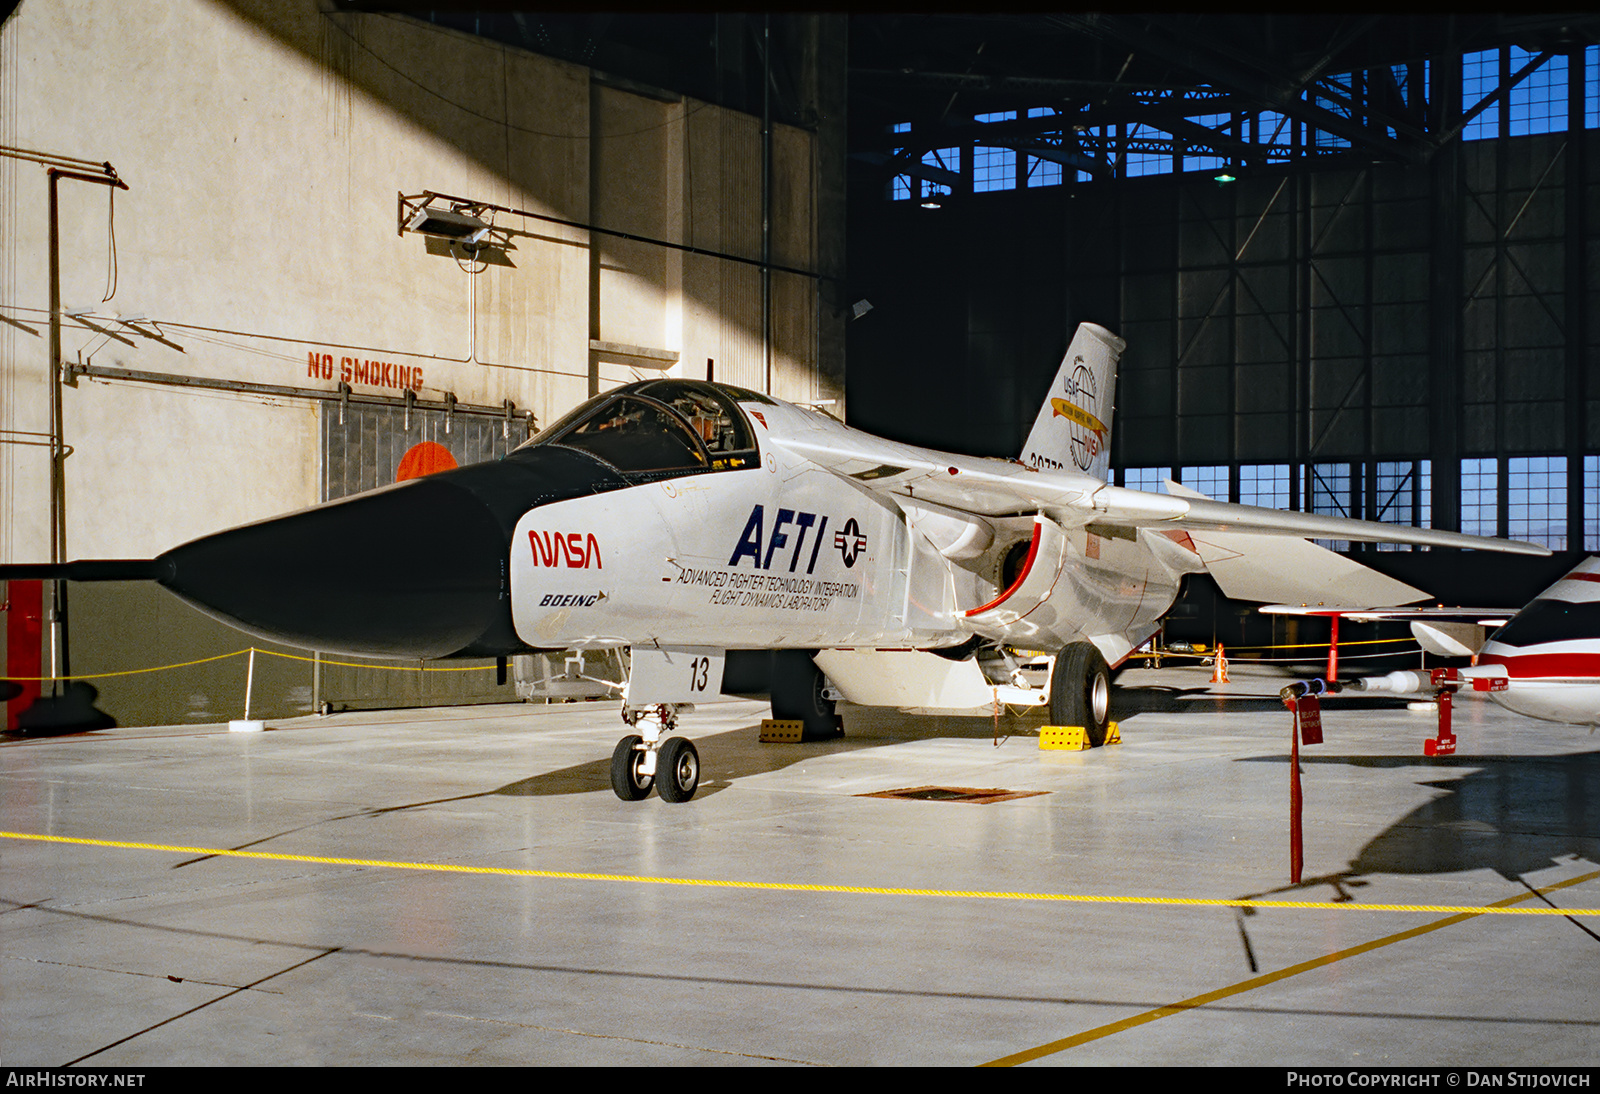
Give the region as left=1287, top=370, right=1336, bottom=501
left=229, top=648, right=265, bottom=733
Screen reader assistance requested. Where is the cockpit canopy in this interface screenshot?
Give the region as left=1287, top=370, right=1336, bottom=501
left=517, top=379, right=766, bottom=474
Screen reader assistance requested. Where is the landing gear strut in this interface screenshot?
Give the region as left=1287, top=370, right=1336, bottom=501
left=610, top=703, right=700, bottom=803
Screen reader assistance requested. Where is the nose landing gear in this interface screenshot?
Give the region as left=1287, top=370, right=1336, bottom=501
left=610, top=703, right=701, bottom=803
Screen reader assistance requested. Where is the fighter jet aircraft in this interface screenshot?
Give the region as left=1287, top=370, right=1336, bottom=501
left=4, top=323, right=1550, bottom=801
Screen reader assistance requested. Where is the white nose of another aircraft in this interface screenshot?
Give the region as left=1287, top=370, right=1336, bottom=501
left=1473, top=557, right=1600, bottom=725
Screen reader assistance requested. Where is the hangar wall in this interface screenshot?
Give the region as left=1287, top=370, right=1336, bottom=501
left=0, top=0, right=838, bottom=727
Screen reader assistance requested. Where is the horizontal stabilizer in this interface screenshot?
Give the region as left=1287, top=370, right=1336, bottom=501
left=1186, top=529, right=1428, bottom=606
left=1411, top=620, right=1487, bottom=658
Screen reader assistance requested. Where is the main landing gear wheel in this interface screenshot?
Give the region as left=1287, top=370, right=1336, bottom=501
left=655, top=735, right=701, bottom=803
left=770, top=650, right=842, bottom=740
left=610, top=734, right=653, bottom=801
left=1050, top=642, right=1112, bottom=747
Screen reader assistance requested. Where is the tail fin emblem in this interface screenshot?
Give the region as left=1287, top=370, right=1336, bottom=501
left=1048, top=398, right=1108, bottom=440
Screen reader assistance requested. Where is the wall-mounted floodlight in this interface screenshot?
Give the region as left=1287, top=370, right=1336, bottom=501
left=404, top=205, right=491, bottom=246
left=850, top=299, right=874, bottom=320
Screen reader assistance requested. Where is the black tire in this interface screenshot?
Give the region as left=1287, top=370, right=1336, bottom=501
left=1049, top=643, right=1112, bottom=747
left=610, top=734, right=653, bottom=801
left=656, top=736, right=700, bottom=803
left=770, top=650, right=841, bottom=740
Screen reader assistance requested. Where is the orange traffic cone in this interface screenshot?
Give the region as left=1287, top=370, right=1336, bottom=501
left=1211, top=643, right=1230, bottom=684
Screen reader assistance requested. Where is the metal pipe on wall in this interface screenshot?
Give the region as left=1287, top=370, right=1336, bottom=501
left=45, top=165, right=127, bottom=689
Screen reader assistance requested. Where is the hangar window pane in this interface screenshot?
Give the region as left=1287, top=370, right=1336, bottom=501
left=1240, top=464, right=1290, bottom=509
left=1179, top=465, right=1228, bottom=500
left=1183, top=106, right=1229, bottom=173
left=1461, top=457, right=1499, bottom=537
left=1507, top=455, right=1566, bottom=549
left=1463, top=50, right=1500, bottom=141
left=1384, top=64, right=1429, bottom=138
left=1508, top=48, right=1567, bottom=135
left=1077, top=123, right=1112, bottom=178
left=1310, top=462, right=1353, bottom=551
left=1589, top=47, right=1599, bottom=130
left=1183, top=147, right=1225, bottom=173
left=973, top=145, right=1016, bottom=192
left=1121, top=467, right=1171, bottom=492
left=921, top=146, right=959, bottom=203
left=1256, top=111, right=1293, bottom=160
left=1027, top=156, right=1063, bottom=187
left=1372, top=461, right=1431, bottom=552
left=888, top=122, right=912, bottom=201
left=1122, top=123, right=1171, bottom=177
left=1022, top=109, right=1067, bottom=187
left=1308, top=73, right=1354, bottom=150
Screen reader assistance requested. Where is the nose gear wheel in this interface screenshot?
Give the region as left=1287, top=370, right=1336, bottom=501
left=610, top=734, right=653, bottom=800
left=656, top=736, right=700, bottom=803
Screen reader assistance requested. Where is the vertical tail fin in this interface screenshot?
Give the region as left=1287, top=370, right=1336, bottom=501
left=1019, top=322, right=1125, bottom=480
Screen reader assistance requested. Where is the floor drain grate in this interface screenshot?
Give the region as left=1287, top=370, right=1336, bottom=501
left=860, top=785, right=1047, bottom=804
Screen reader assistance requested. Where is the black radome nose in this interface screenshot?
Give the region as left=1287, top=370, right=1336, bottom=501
left=156, top=477, right=508, bottom=659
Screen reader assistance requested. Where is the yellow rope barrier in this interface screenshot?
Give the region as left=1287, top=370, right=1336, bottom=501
left=2, top=646, right=501, bottom=683
left=0, top=631, right=1421, bottom=686
left=1, top=649, right=252, bottom=681
left=1131, top=636, right=1418, bottom=657
left=1230, top=636, right=1417, bottom=653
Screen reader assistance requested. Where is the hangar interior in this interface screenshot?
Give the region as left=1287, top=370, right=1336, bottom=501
left=3, top=8, right=1600, bottom=1069
left=4, top=8, right=1598, bottom=726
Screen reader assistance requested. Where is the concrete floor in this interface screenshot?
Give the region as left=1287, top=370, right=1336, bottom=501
left=2, top=662, right=1598, bottom=1067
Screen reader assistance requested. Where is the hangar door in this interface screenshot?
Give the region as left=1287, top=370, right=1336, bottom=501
left=315, top=402, right=520, bottom=711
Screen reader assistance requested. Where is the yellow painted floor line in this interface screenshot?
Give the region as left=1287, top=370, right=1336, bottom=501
left=980, top=869, right=1600, bottom=1067
left=3, top=831, right=1598, bottom=920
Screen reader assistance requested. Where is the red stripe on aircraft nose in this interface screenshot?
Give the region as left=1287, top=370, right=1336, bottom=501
left=1477, top=651, right=1600, bottom=679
